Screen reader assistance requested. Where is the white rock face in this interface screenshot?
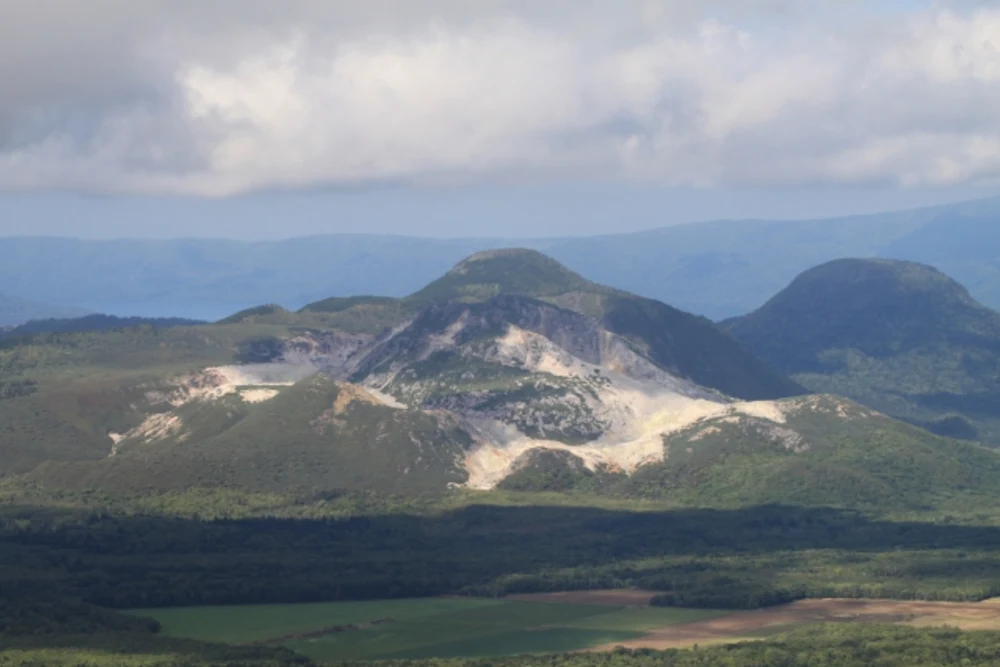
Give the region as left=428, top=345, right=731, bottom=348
left=349, top=318, right=799, bottom=490
left=110, top=309, right=824, bottom=487
left=339, top=310, right=810, bottom=489
left=149, top=363, right=309, bottom=408
left=458, top=372, right=796, bottom=491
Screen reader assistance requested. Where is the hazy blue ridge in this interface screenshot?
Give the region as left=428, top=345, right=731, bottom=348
left=1, top=196, right=999, bottom=322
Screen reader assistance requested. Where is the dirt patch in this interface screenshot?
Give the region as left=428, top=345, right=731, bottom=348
left=239, top=388, right=281, bottom=404
left=116, top=412, right=185, bottom=448
left=509, top=590, right=659, bottom=606
left=333, top=382, right=382, bottom=415
left=588, top=598, right=1000, bottom=651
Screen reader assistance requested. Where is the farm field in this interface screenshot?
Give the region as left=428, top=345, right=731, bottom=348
left=130, top=593, right=1000, bottom=661
left=589, top=598, right=1000, bottom=651
left=130, top=595, right=724, bottom=661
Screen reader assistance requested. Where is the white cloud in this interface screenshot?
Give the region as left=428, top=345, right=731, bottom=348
left=2, top=0, right=1000, bottom=195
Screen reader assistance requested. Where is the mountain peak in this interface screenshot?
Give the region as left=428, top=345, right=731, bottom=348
left=727, top=257, right=1000, bottom=371
left=406, top=248, right=594, bottom=304
left=452, top=247, right=558, bottom=268
left=794, top=258, right=974, bottom=302
left=725, top=257, right=1000, bottom=442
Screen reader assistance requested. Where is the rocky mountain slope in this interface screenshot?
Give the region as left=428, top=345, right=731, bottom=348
left=297, top=248, right=803, bottom=400
left=726, top=259, right=1000, bottom=443
left=3, top=251, right=998, bottom=510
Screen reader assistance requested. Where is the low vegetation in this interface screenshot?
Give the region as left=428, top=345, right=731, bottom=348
left=727, top=258, right=1000, bottom=443
left=2, top=314, right=205, bottom=338
left=335, top=625, right=1000, bottom=667
left=130, top=598, right=722, bottom=661
left=8, top=251, right=1000, bottom=665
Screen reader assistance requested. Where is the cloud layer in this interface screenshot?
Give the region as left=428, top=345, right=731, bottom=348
left=2, top=0, right=1000, bottom=196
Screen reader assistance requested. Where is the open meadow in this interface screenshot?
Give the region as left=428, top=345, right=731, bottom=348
left=129, top=592, right=1000, bottom=661
left=129, top=595, right=723, bottom=661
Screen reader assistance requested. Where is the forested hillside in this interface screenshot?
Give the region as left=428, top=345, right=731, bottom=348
left=727, top=259, right=1000, bottom=443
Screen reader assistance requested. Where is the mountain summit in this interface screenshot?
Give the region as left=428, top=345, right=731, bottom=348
left=297, top=249, right=804, bottom=401
left=726, top=258, right=1000, bottom=441
left=727, top=259, right=992, bottom=367
left=407, top=248, right=593, bottom=304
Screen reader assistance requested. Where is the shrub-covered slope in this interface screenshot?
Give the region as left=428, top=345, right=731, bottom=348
left=7, top=250, right=999, bottom=511
left=726, top=258, right=1000, bottom=443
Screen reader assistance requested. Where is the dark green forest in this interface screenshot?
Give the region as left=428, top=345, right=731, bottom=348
left=8, top=482, right=1000, bottom=665
left=725, top=258, right=1000, bottom=444
left=6, top=252, right=1000, bottom=665
left=9, top=494, right=1000, bottom=650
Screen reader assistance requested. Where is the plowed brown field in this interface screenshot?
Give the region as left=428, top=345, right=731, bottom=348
left=512, top=596, right=1000, bottom=651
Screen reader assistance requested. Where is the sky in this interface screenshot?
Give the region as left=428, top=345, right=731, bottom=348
left=2, top=0, right=1000, bottom=238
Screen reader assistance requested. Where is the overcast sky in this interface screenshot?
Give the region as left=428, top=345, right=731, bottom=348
left=2, top=0, right=999, bottom=238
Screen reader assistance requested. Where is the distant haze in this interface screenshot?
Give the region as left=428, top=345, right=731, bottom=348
left=1, top=185, right=997, bottom=239
left=3, top=196, right=1000, bottom=324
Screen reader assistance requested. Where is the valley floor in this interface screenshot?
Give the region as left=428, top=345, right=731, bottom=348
left=129, top=597, right=723, bottom=661
left=123, top=593, right=1000, bottom=661
left=11, top=492, right=1000, bottom=665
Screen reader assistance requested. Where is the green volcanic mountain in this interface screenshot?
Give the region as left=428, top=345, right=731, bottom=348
left=725, top=258, right=1000, bottom=442
left=406, top=248, right=594, bottom=304
left=305, top=248, right=803, bottom=401
left=2, top=250, right=999, bottom=511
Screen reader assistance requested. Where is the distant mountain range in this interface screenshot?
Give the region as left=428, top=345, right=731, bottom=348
left=3, top=249, right=999, bottom=512
left=3, top=196, right=1000, bottom=324
left=0, top=292, right=89, bottom=327
left=2, top=314, right=204, bottom=338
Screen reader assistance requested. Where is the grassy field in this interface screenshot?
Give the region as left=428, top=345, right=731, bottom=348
left=130, top=598, right=724, bottom=661
left=131, top=594, right=1000, bottom=662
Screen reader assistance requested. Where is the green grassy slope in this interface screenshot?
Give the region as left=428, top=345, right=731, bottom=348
left=406, top=248, right=594, bottom=305
left=500, top=395, right=1000, bottom=512
left=2, top=251, right=994, bottom=506
left=24, top=375, right=470, bottom=495
left=0, top=322, right=301, bottom=475
left=130, top=599, right=721, bottom=661
left=13, top=249, right=1000, bottom=511
left=130, top=599, right=501, bottom=645
left=223, top=298, right=408, bottom=335
left=0, top=322, right=294, bottom=379
left=17, top=390, right=1000, bottom=509
left=725, top=258, right=1000, bottom=443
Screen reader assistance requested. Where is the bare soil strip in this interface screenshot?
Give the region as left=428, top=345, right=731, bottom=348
left=508, top=590, right=660, bottom=606
left=587, top=598, right=1000, bottom=651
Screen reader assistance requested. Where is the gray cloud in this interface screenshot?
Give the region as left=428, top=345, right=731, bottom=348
left=2, top=0, right=998, bottom=195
